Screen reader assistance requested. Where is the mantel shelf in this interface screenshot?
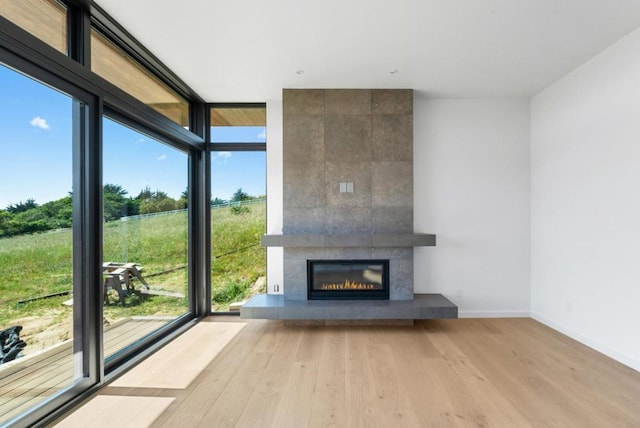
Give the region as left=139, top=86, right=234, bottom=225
left=261, top=233, right=436, bottom=248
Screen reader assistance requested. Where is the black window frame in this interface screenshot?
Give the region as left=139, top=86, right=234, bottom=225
left=207, top=102, right=267, bottom=315
left=209, top=102, right=267, bottom=152
left=0, top=1, right=209, bottom=425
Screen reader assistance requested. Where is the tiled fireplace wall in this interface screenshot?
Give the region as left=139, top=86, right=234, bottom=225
left=282, top=89, right=414, bottom=300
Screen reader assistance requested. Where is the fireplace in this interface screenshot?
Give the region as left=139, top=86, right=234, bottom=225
left=307, top=260, right=389, bottom=300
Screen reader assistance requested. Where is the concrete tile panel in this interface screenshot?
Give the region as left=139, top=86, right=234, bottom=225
left=325, top=89, right=371, bottom=115
left=325, top=115, right=372, bottom=162
left=283, top=207, right=326, bottom=233
left=326, top=207, right=372, bottom=234
left=371, top=161, right=412, bottom=207
left=283, top=258, right=308, bottom=300
left=284, top=115, right=325, bottom=162
left=283, top=249, right=307, bottom=300
left=372, top=247, right=413, bottom=260
left=283, top=161, right=325, bottom=208
left=372, top=114, right=413, bottom=161
left=285, top=247, right=326, bottom=261
left=372, top=207, right=413, bottom=233
left=389, top=256, right=414, bottom=300
left=325, top=161, right=372, bottom=208
left=323, top=247, right=373, bottom=259
left=371, top=89, right=413, bottom=114
left=283, top=89, right=325, bottom=115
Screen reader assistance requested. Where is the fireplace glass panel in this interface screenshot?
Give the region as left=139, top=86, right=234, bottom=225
left=308, top=260, right=389, bottom=300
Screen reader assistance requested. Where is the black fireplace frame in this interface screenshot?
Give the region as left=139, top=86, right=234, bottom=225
left=307, top=259, right=390, bottom=300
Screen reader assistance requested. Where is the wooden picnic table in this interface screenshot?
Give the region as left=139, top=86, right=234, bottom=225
left=102, top=262, right=150, bottom=306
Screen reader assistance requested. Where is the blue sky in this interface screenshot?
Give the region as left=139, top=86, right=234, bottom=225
left=0, top=64, right=73, bottom=209
left=0, top=64, right=266, bottom=208
left=211, top=149, right=266, bottom=200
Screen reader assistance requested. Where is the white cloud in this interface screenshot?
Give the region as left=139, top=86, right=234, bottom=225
left=213, top=151, right=232, bottom=160
left=257, top=129, right=266, bottom=140
left=30, top=116, right=50, bottom=130
left=156, top=154, right=167, bottom=161
left=135, top=138, right=145, bottom=144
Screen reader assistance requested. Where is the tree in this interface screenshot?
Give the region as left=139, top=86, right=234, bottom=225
left=137, top=188, right=179, bottom=214
left=1, top=194, right=75, bottom=236
left=177, top=189, right=188, bottom=209
left=103, top=183, right=128, bottom=221
left=103, top=184, right=127, bottom=197
left=136, top=186, right=154, bottom=201
left=0, top=210, right=12, bottom=237
left=212, top=197, right=226, bottom=206
left=6, top=198, right=38, bottom=214
left=40, top=195, right=73, bottom=228
left=231, top=188, right=250, bottom=202
left=124, top=198, right=140, bottom=216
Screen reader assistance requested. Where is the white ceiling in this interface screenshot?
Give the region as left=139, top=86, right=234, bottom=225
left=97, top=0, right=640, bottom=102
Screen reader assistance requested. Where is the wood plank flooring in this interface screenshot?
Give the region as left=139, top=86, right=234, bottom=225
left=56, top=317, right=640, bottom=428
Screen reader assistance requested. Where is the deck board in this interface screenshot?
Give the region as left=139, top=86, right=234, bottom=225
left=0, top=318, right=167, bottom=422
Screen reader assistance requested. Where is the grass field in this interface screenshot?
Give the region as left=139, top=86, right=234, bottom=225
left=0, top=202, right=265, bottom=353
left=211, top=201, right=266, bottom=310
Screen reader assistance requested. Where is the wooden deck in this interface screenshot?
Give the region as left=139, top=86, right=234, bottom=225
left=0, top=318, right=168, bottom=423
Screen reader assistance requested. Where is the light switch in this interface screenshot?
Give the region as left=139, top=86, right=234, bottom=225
left=339, top=182, right=347, bottom=193
left=346, top=182, right=354, bottom=193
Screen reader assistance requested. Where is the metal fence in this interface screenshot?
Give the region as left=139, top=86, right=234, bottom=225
left=211, top=197, right=266, bottom=210
left=120, top=197, right=266, bottom=221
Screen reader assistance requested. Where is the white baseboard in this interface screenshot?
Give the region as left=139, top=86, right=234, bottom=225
left=531, top=312, right=640, bottom=373
left=458, top=311, right=530, bottom=318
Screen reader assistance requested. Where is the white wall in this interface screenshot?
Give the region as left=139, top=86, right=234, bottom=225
left=266, top=99, right=283, bottom=294
left=414, top=97, right=531, bottom=317
left=531, top=28, right=640, bottom=371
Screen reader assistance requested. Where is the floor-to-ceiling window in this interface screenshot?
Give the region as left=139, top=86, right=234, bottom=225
left=91, top=21, right=200, bottom=364
left=0, top=63, right=86, bottom=426
left=102, top=117, right=190, bottom=361
left=1, top=1, right=206, bottom=425
left=209, top=105, right=266, bottom=312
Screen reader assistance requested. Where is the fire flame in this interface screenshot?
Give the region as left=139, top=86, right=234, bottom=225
left=319, top=280, right=377, bottom=290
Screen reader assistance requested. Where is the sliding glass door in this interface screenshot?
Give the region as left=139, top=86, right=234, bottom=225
left=102, top=117, right=190, bottom=361
left=0, top=63, right=88, bottom=425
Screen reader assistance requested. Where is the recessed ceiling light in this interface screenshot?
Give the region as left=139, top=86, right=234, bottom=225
left=296, top=69, right=304, bottom=75
left=390, top=69, right=399, bottom=74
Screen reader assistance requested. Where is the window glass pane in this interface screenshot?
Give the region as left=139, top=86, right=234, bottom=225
left=211, top=126, right=266, bottom=143
left=91, top=30, right=189, bottom=127
left=0, top=0, right=67, bottom=54
left=102, top=117, right=188, bottom=360
left=0, top=63, right=77, bottom=422
left=211, top=152, right=266, bottom=311
left=210, top=106, right=266, bottom=143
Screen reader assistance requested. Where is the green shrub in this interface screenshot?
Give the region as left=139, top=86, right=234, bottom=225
left=212, top=282, right=248, bottom=304
left=230, top=204, right=250, bottom=215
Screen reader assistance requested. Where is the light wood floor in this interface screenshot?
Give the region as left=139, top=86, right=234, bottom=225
left=56, top=317, right=640, bottom=428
